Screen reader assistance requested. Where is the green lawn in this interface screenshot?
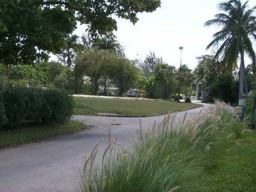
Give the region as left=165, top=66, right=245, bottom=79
left=196, top=129, right=256, bottom=192
left=0, top=121, right=86, bottom=150
left=74, top=97, right=201, bottom=116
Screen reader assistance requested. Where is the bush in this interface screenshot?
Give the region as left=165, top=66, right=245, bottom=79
left=2, top=86, right=28, bottom=128
left=208, top=74, right=239, bottom=103
left=40, top=89, right=74, bottom=123
left=1, top=86, right=74, bottom=129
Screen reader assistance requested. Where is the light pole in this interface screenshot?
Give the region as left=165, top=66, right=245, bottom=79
left=178, top=46, right=183, bottom=101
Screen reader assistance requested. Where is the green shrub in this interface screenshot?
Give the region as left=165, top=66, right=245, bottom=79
left=208, top=74, right=239, bottom=103
left=3, top=86, right=28, bottom=128
left=40, top=89, right=74, bottom=123
left=1, top=86, right=74, bottom=129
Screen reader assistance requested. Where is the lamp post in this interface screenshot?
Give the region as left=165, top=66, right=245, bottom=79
left=178, top=46, right=183, bottom=101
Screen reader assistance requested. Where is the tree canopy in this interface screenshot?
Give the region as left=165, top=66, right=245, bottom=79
left=205, top=0, right=256, bottom=103
left=0, top=0, right=161, bottom=64
left=74, top=49, right=138, bottom=95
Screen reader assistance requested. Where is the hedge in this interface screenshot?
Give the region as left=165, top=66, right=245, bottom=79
left=0, top=87, right=74, bottom=129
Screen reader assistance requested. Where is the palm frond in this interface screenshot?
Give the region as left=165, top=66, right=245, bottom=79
left=243, top=35, right=256, bottom=64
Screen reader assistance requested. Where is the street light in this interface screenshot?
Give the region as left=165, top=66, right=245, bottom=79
left=178, top=46, right=183, bottom=101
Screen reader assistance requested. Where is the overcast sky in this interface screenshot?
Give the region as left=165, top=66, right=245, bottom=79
left=73, top=0, right=255, bottom=70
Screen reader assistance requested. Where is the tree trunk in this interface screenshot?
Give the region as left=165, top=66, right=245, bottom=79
left=92, top=78, right=99, bottom=95
left=67, top=51, right=72, bottom=68
left=239, top=48, right=246, bottom=106
left=103, top=75, right=107, bottom=95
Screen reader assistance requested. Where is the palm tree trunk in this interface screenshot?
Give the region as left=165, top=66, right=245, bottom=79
left=239, top=48, right=246, bottom=106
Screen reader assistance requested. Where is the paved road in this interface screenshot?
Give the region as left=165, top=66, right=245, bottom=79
left=0, top=104, right=208, bottom=192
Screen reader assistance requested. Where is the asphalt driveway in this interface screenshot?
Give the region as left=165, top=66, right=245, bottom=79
left=0, top=104, right=208, bottom=192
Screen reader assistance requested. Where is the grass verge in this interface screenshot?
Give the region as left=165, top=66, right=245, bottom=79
left=196, top=129, right=256, bottom=191
left=80, top=102, right=255, bottom=192
left=0, top=120, right=86, bottom=150
left=74, top=97, right=200, bottom=116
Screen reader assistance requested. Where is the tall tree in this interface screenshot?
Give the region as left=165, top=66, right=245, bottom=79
left=92, top=33, right=124, bottom=94
left=93, top=33, right=121, bottom=54
left=139, top=52, right=163, bottom=77
left=0, top=0, right=161, bottom=65
left=179, top=65, right=194, bottom=97
left=205, top=0, right=256, bottom=105
left=74, top=49, right=138, bottom=95
left=153, top=63, right=176, bottom=99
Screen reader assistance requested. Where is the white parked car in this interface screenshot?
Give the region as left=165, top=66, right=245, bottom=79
left=126, top=88, right=140, bottom=97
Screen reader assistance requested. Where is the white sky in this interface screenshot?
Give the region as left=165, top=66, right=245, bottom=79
left=73, top=0, right=255, bottom=70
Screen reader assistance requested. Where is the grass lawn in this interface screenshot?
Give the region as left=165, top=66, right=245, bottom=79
left=74, top=97, right=201, bottom=116
left=196, top=129, right=256, bottom=192
left=0, top=120, right=86, bottom=150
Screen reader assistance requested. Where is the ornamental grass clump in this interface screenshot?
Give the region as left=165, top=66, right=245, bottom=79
left=80, top=101, right=243, bottom=192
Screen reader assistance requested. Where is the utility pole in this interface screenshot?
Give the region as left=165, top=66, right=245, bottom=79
left=178, top=46, right=183, bottom=101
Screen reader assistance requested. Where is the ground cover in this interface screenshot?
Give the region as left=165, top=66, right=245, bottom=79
left=74, top=97, right=200, bottom=116
left=0, top=121, right=85, bottom=150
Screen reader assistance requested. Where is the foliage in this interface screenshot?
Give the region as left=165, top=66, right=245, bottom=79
left=93, top=33, right=124, bottom=57
left=0, top=0, right=160, bottom=64
left=179, top=64, right=194, bottom=97
left=40, top=89, right=74, bottom=123
left=0, top=62, right=76, bottom=92
left=194, top=55, right=240, bottom=103
left=107, top=58, right=139, bottom=96
left=80, top=102, right=243, bottom=192
left=92, top=33, right=125, bottom=95
left=246, top=90, right=256, bottom=123
left=75, top=49, right=111, bottom=94
left=53, top=67, right=76, bottom=93
left=139, top=51, right=164, bottom=77
left=0, top=87, right=74, bottom=129
left=75, top=49, right=139, bottom=95
left=194, top=55, right=220, bottom=90
left=145, top=63, right=177, bottom=99
left=205, top=0, right=256, bottom=102
left=208, top=74, right=239, bottom=103
left=57, top=35, right=84, bottom=67
left=2, top=86, right=30, bottom=128
left=246, top=64, right=256, bottom=91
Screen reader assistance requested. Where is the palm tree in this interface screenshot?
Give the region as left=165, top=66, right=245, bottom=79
left=93, top=33, right=121, bottom=53
left=205, top=0, right=256, bottom=105
left=60, top=35, right=84, bottom=67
